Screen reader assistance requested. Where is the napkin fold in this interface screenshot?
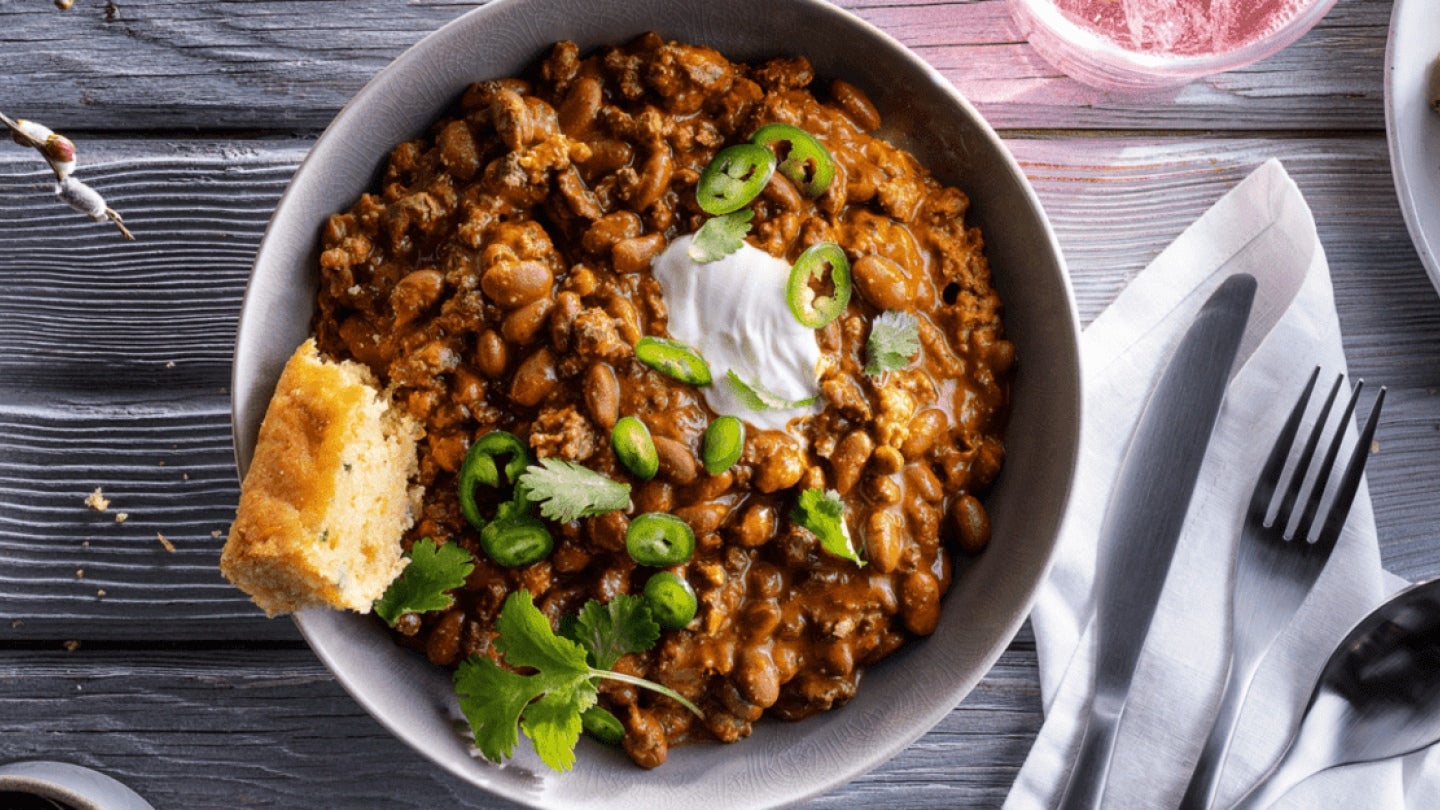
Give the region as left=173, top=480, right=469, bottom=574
left=1004, top=160, right=1429, bottom=809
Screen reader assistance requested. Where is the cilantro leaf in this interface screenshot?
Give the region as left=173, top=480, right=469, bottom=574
left=688, top=208, right=753, bottom=264
left=565, top=593, right=660, bottom=670
left=373, top=537, right=475, bottom=625
left=453, top=591, right=704, bottom=773
left=793, top=488, right=865, bottom=566
left=494, top=588, right=593, bottom=679
left=516, top=458, right=630, bottom=524
left=520, top=686, right=595, bottom=772
left=724, top=369, right=819, bottom=411
left=864, top=310, right=921, bottom=376
left=454, top=655, right=546, bottom=764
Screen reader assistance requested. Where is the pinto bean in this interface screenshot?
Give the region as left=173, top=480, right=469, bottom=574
left=903, top=462, right=944, bottom=504
left=476, top=329, right=507, bottom=378
left=653, top=435, right=699, bottom=485
left=953, top=493, right=991, bottom=554
left=425, top=608, right=465, bottom=666
left=580, top=138, right=635, bottom=176
left=501, top=297, right=552, bottom=344
left=583, top=363, right=620, bottom=429
left=624, top=705, right=669, bottom=769
left=675, top=502, right=728, bottom=537
left=481, top=259, right=553, bottom=309
left=762, top=171, right=804, bottom=212
left=390, top=268, right=445, bottom=327
left=582, top=210, right=643, bottom=254
left=870, top=445, right=904, bottom=475
left=737, top=648, right=780, bottom=708
left=628, top=146, right=674, bottom=211
left=735, top=502, right=777, bottom=547
left=865, top=508, right=905, bottom=574
left=831, top=430, right=874, bottom=496
left=832, top=79, right=882, bottom=131
left=612, top=233, right=668, bottom=275
left=558, top=75, right=603, bottom=137
left=510, top=347, right=558, bottom=407
left=901, top=409, right=948, bottom=460
left=899, top=570, right=941, bottom=635
left=853, top=254, right=920, bottom=311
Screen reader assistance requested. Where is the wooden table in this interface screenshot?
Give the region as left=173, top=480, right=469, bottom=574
left=2, top=1, right=1435, bottom=807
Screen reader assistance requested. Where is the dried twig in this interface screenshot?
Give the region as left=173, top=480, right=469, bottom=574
left=1, top=111, right=134, bottom=240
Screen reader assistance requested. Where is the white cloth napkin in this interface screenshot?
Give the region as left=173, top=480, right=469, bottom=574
left=1004, top=159, right=1435, bottom=809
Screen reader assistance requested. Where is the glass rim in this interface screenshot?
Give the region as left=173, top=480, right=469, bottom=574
left=1011, top=0, right=1340, bottom=77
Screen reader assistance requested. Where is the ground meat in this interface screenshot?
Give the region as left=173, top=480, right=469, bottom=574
left=312, top=34, right=1012, bottom=769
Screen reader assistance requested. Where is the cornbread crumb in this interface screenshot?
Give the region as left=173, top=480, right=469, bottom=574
left=97, top=589, right=107, bottom=598
left=221, top=338, right=422, bottom=617
left=75, top=569, right=84, bottom=579
left=157, top=533, right=176, bottom=553
left=84, top=488, right=110, bottom=512
left=10, top=619, right=22, bottom=629
left=63, top=640, right=80, bottom=652
left=115, top=512, right=128, bottom=524
left=211, top=530, right=222, bottom=539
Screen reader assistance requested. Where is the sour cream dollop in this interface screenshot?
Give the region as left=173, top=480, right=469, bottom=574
left=652, top=236, right=822, bottom=432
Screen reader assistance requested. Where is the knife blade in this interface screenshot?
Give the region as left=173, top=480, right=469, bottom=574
left=1057, top=272, right=1257, bottom=810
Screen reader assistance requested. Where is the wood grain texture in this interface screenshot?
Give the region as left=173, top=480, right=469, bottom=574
left=0, top=645, right=1043, bottom=809
left=0, top=0, right=1390, bottom=133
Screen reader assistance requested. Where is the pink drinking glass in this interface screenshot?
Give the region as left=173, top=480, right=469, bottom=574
left=1006, top=0, right=1340, bottom=91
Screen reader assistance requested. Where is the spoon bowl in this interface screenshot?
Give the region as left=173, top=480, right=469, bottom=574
left=1232, top=578, right=1440, bottom=808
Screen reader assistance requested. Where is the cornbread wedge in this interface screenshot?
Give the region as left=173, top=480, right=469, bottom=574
left=222, top=338, right=421, bottom=616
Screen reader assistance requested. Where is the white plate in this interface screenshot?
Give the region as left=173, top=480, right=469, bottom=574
left=1386, top=0, right=1440, bottom=294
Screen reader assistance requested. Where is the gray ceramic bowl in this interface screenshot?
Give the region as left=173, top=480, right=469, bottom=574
left=232, top=0, right=1081, bottom=806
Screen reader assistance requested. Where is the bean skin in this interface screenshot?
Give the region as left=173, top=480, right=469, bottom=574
left=953, top=494, right=991, bottom=553
left=832, top=79, right=882, bottom=131
left=865, top=508, right=905, bottom=574
left=425, top=608, right=465, bottom=666
left=831, top=430, right=874, bottom=496
left=899, top=570, right=941, bottom=635
left=476, top=329, right=508, bottom=378
left=481, top=259, right=553, bottom=309
left=734, top=502, right=777, bottom=547
left=509, top=347, right=558, bottom=407
left=501, top=297, right=552, bottom=344
left=613, top=233, right=667, bottom=275
left=653, top=435, right=699, bottom=485
left=583, top=363, right=620, bottom=429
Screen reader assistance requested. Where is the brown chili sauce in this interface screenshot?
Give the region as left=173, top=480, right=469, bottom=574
left=313, top=34, right=1012, bottom=768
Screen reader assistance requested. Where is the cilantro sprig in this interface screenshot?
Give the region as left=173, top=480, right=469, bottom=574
left=373, top=538, right=475, bottom=625
left=793, top=488, right=865, bottom=566
left=516, top=458, right=631, bottom=524
left=687, top=208, right=753, bottom=264
left=864, top=310, right=921, bottom=376
left=454, top=591, right=700, bottom=772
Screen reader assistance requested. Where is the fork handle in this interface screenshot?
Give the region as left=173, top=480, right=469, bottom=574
left=1179, top=653, right=1261, bottom=810
left=1057, top=693, right=1124, bottom=810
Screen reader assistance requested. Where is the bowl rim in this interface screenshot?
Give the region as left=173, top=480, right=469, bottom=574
left=231, top=0, right=1083, bottom=804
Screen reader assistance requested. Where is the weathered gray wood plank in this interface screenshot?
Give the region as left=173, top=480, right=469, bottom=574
left=0, top=0, right=1390, bottom=133
left=2, top=133, right=1437, bottom=642
left=0, top=644, right=1042, bottom=809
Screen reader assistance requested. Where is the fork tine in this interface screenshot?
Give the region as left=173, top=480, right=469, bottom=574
left=1250, top=367, right=1320, bottom=520
left=1312, top=387, right=1387, bottom=550
left=1291, top=379, right=1364, bottom=542
left=1274, top=373, right=1344, bottom=532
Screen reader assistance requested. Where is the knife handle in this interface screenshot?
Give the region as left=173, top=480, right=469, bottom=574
left=1057, top=694, right=1124, bottom=810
